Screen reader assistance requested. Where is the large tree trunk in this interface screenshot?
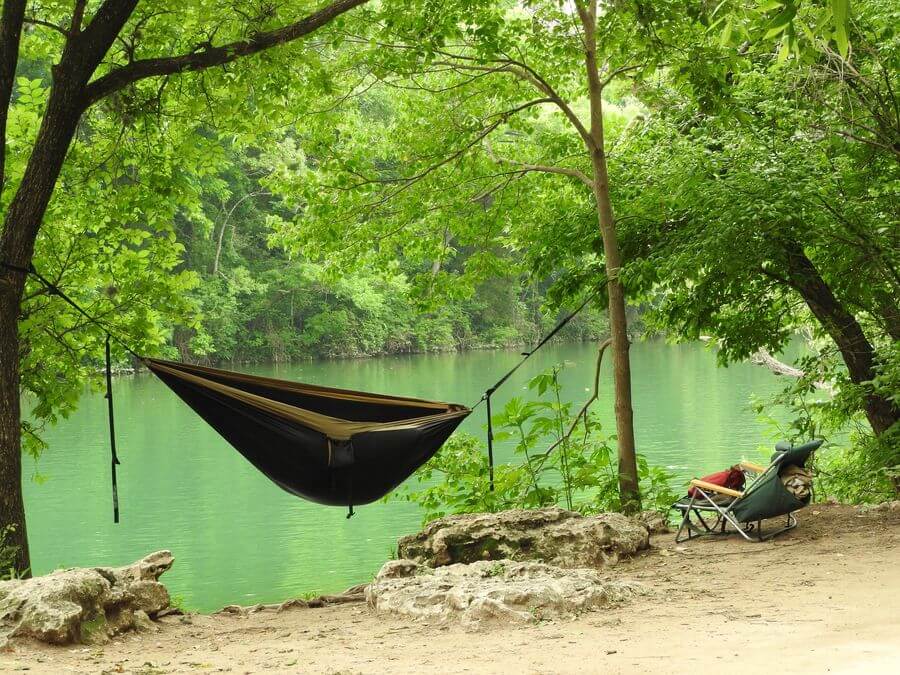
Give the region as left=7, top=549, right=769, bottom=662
left=0, top=4, right=135, bottom=573
left=783, top=241, right=898, bottom=436
left=0, top=286, right=28, bottom=573
left=0, top=0, right=28, bottom=575
left=578, top=0, right=640, bottom=513
left=0, top=92, right=86, bottom=576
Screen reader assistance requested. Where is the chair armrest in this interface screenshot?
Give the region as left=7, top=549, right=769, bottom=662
left=690, top=479, right=744, bottom=498
left=739, top=460, right=767, bottom=474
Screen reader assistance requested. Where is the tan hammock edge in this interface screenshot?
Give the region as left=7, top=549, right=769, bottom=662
left=145, top=359, right=471, bottom=441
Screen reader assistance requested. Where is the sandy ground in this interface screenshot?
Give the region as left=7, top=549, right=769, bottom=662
left=2, top=502, right=899, bottom=674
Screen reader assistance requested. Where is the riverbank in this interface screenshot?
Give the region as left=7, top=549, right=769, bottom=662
left=4, top=502, right=898, bottom=674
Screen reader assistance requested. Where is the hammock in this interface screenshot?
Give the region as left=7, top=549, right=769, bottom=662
left=4, top=261, right=593, bottom=520
left=146, top=359, right=470, bottom=511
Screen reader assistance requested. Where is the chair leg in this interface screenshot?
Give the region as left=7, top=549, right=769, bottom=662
left=675, top=514, right=690, bottom=543
left=755, top=513, right=798, bottom=541
left=674, top=497, right=721, bottom=543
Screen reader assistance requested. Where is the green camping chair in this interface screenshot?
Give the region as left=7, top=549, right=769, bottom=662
left=672, top=440, right=823, bottom=543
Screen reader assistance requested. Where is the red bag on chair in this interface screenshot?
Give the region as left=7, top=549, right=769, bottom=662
left=688, top=465, right=745, bottom=497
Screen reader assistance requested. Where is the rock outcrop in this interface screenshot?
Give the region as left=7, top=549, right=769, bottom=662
left=367, top=558, right=644, bottom=625
left=397, top=508, right=649, bottom=569
left=859, top=500, right=900, bottom=514
left=0, top=550, right=174, bottom=646
left=636, top=510, right=670, bottom=534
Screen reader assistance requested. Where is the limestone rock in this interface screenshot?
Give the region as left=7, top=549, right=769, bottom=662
left=636, top=510, right=670, bottom=534
left=96, top=549, right=174, bottom=584
left=367, top=558, right=644, bottom=626
left=397, top=508, right=649, bottom=569
left=126, top=580, right=170, bottom=616
left=0, top=551, right=174, bottom=646
left=131, top=609, right=158, bottom=633
left=0, top=569, right=108, bottom=644
left=378, top=560, right=420, bottom=578
left=859, top=500, right=900, bottom=514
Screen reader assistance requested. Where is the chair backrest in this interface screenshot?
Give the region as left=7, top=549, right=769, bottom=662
left=741, top=439, right=824, bottom=500
left=771, top=439, right=823, bottom=469
left=730, top=439, right=824, bottom=522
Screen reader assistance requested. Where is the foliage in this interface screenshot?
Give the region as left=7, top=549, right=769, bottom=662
left=393, top=364, right=678, bottom=524
left=605, top=0, right=899, bottom=491
left=753, top=349, right=900, bottom=504
left=0, top=525, right=26, bottom=580
left=7, top=64, right=206, bottom=456
left=4, top=4, right=613, bottom=467
left=178, top=176, right=610, bottom=363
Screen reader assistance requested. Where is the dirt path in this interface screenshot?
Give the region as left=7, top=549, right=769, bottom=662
left=3, top=503, right=899, bottom=674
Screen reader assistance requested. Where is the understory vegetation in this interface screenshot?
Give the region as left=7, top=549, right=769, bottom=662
left=0, top=525, right=23, bottom=581
left=394, top=359, right=678, bottom=523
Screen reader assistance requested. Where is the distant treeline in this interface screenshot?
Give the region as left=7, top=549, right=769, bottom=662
left=172, top=154, right=614, bottom=364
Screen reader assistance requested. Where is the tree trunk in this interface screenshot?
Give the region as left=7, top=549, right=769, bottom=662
left=0, top=284, right=28, bottom=573
left=0, top=35, right=108, bottom=576
left=783, top=241, right=898, bottom=436
left=578, top=0, right=640, bottom=513
left=0, top=0, right=26, bottom=201
left=589, top=155, right=641, bottom=513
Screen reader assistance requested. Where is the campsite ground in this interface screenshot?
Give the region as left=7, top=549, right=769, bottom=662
left=2, top=502, right=899, bottom=674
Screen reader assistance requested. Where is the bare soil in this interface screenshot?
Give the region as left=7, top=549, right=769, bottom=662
left=2, top=502, right=899, bottom=674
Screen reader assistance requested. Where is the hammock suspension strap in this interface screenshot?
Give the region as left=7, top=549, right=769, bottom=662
left=473, top=291, right=597, bottom=491
left=7, top=260, right=599, bottom=518
left=6, top=261, right=135, bottom=523
left=485, top=393, right=495, bottom=492
left=105, top=334, right=121, bottom=523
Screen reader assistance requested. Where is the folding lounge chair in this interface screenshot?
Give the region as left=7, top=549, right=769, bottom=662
left=673, top=440, right=823, bottom=543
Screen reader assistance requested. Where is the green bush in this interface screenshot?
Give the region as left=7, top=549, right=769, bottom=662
left=392, top=363, right=678, bottom=523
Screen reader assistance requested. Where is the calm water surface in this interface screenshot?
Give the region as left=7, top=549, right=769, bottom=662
left=23, top=340, right=786, bottom=610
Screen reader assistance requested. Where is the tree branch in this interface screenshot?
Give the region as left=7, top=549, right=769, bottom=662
left=430, top=55, right=593, bottom=147
left=484, top=138, right=593, bottom=188
left=599, top=63, right=644, bottom=90
left=536, top=338, right=612, bottom=469
left=0, top=0, right=26, bottom=203
left=326, top=98, right=554, bottom=196
left=750, top=347, right=833, bottom=393
left=83, top=0, right=369, bottom=106
left=23, top=16, right=69, bottom=37
left=71, top=0, right=86, bottom=34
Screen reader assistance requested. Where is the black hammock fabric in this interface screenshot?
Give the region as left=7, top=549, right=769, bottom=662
left=145, top=359, right=470, bottom=507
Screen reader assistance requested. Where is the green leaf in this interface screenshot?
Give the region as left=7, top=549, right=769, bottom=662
left=764, top=5, right=797, bottom=39
left=720, top=18, right=734, bottom=47
left=831, top=0, right=850, bottom=57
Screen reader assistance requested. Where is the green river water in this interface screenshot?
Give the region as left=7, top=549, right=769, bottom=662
left=23, top=340, right=788, bottom=611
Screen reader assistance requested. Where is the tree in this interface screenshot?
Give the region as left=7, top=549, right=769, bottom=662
left=270, top=0, right=725, bottom=513
left=608, top=1, right=898, bottom=487
left=0, top=0, right=370, bottom=575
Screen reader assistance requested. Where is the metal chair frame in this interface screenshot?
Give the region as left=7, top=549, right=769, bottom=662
left=673, top=485, right=799, bottom=543
left=673, top=459, right=802, bottom=543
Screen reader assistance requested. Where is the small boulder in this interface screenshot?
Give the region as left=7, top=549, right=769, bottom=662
left=397, top=508, right=649, bottom=569
left=636, top=510, right=670, bottom=534
left=0, top=550, right=174, bottom=646
left=367, top=558, right=644, bottom=626
left=127, top=580, right=170, bottom=616
left=95, top=549, right=174, bottom=584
